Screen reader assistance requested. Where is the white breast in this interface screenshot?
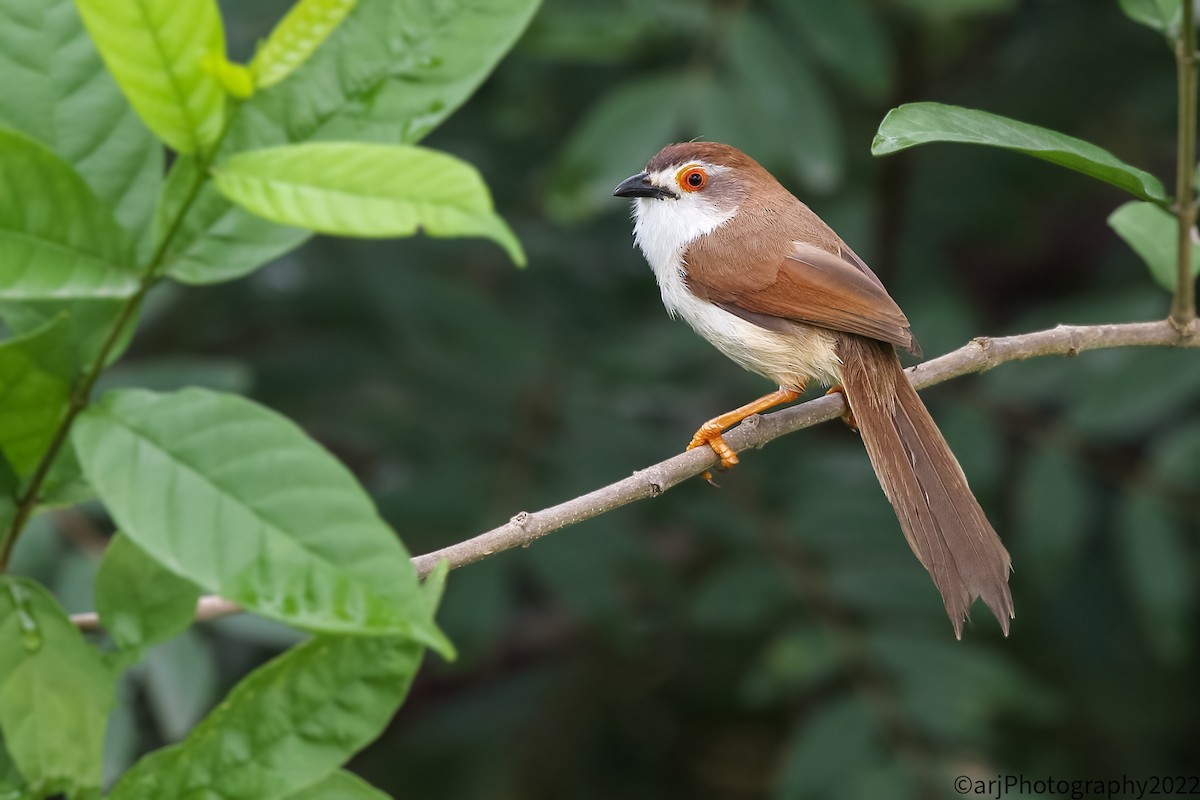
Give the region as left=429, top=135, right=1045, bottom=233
left=630, top=197, right=842, bottom=390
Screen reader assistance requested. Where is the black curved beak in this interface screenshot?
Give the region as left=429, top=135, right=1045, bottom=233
left=613, top=172, right=677, bottom=200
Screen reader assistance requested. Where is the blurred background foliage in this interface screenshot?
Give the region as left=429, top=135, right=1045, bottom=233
left=12, top=0, right=1200, bottom=797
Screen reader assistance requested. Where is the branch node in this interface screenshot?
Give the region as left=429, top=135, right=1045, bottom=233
left=633, top=467, right=666, bottom=496
left=510, top=511, right=531, bottom=528
left=1169, top=315, right=1199, bottom=339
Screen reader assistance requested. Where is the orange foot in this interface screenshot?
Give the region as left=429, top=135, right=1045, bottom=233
left=825, top=385, right=858, bottom=431
left=686, top=387, right=802, bottom=483
left=688, top=422, right=740, bottom=470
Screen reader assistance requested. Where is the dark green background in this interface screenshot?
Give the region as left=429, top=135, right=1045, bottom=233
left=16, top=0, right=1200, bottom=797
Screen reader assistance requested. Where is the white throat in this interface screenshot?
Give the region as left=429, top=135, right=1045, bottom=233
left=630, top=196, right=736, bottom=319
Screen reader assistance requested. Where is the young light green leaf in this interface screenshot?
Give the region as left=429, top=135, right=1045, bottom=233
left=72, top=388, right=452, bottom=656
left=0, top=316, right=72, bottom=476
left=0, top=129, right=137, bottom=299
left=0, top=577, right=114, bottom=796
left=212, top=143, right=525, bottom=266
left=282, top=770, right=391, bottom=800
left=252, top=0, right=358, bottom=89
left=872, top=102, right=1169, bottom=202
left=74, top=0, right=226, bottom=154
left=1119, top=0, right=1182, bottom=36
left=109, top=634, right=424, bottom=800
left=95, top=533, right=201, bottom=654
left=203, top=53, right=255, bottom=100
left=155, top=154, right=312, bottom=285
left=160, top=0, right=541, bottom=284
left=0, top=0, right=162, bottom=240
left=1108, top=200, right=1200, bottom=291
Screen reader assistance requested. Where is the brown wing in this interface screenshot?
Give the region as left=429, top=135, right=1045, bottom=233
left=686, top=237, right=920, bottom=354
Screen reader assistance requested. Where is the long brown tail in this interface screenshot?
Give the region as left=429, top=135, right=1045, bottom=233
left=836, top=335, right=1013, bottom=638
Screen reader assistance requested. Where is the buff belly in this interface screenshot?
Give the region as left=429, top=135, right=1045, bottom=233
left=660, top=276, right=843, bottom=391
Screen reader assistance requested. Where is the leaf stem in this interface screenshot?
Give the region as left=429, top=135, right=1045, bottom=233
left=0, top=116, right=236, bottom=570
left=1172, top=0, right=1198, bottom=326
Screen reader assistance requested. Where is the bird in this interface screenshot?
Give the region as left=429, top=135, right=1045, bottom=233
left=614, top=141, right=1013, bottom=638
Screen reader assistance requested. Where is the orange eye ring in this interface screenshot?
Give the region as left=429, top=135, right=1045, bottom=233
left=677, top=166, right=708, bottom=192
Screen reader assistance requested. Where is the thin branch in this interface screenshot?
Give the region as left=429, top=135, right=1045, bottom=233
left=0, top=114, right=238, bottom=570
left=1173, top=0, right=1198, bottom=325
left=70, top=318, right=1199, bottom=632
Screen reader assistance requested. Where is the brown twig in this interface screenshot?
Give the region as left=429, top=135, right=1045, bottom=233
left=1172, top=0, right=1198, bottom=326
left=70, top=318, right=1199, bottom=632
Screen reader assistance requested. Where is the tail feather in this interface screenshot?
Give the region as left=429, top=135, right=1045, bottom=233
left=837, top=335, right=1013, bottom=637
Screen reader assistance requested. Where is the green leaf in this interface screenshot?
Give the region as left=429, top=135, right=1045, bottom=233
left=0, top=316, right=72, bottom=476
left=0, top=299, right=131, bottom=375
left=154, top=153, right=311, bottom=285
left=872, top=103, right=1169, bottom=202
left=749, top=628, right=842, bottom=698
left=203, top=54, right=255, bottom=100
left=0, top=577, right=114, bottom=796
left=72, top=388, right=452, bottom=655
left=0, top=0, right=162, bottom=241
left=0, top=129, right=137, bottom=299
left=421, top=558, right=450, bottom=614
left=0, top=732, right=30, bottom=797
left=251, top=0, right=359, bottom=90
left=141, top=630, right=218, bottom=741
left=1014, top=445, right=1091, bottom=586
left=1068, top=348, right=1200, bottom=439
left=1119, top=0, right=1182, bottom=36
left=689, top=558, right=790, bottom=631
left=94, top=533, right=201, bottom=654
left=98, top=356, right=253, bottom=396
left=773, top=697, right=880, bottom=800
left=160, top=0, right=540, bottom=284
left=521, top=1, right=674, bottom=61
left=892, top=0, right=1016, bottom=14
left=1108, top=200, right=1200, bottom=291
left=211, top=142, right=525, bottom=265
left=282, top=770, right=390, bottom=800
left=74, top=0, right=226, bottom=154
left=109, top=634, right=424, bottom=800
left=727, top=15, right=843, bottom=191
left=1151, top=420, right=1200, bottom=484
left=550, top=73, right=689, bottom=221
left=1117, top=495, right=1195, bottom=662
left=768, top=0, right=893, bottom=100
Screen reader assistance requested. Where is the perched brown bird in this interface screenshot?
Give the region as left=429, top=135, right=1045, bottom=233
left=615, top=142, right=1013, bottom=637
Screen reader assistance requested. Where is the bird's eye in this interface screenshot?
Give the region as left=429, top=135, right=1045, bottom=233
left=678, top=166, right=708, bottom=192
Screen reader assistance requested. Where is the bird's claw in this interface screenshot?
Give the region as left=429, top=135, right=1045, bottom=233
left=688, top=424, right=739, bottom=485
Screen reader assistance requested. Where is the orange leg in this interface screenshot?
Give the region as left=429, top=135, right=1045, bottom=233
left=824, top=385, right=858, bottom=431
left=688, top=387, right=802, bottom=479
